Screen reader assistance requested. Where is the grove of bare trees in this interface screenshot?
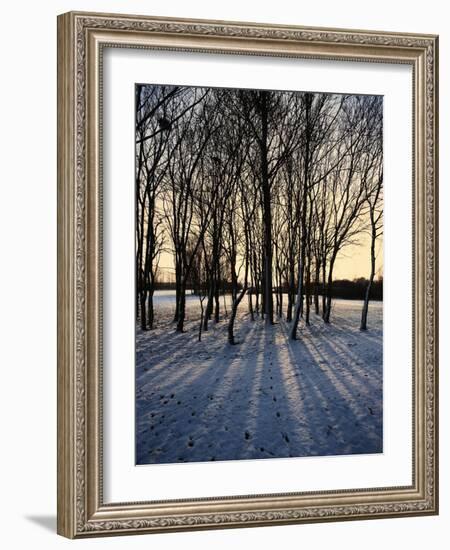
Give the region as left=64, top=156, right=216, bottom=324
left=135, top=84, right=383, bottom=342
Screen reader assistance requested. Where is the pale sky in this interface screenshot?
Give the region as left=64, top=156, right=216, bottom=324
left=156, top=230, right=383, bottom=283
left=333, top=233, right=383, bottom=280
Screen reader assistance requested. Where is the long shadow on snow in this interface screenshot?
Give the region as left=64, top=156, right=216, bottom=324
left=136, top=315, right=262, bottom=464
left=308, top=328, right=383, bottom=394
left=273, top=320, right=381, bottom=456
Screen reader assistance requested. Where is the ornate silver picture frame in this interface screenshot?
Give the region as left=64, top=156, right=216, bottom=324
left=57, top=11, right=438, bottom=538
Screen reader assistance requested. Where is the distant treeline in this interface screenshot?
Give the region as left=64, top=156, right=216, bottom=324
left=154, top=278, right=383, bottom=301
left=327, top=278, right=382, bottom=301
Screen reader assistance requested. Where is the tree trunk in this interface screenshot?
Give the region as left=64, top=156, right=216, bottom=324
left=173, top=263, right=181, bottom=322
left=314, top=260, right=320, bottom=315
left=289, top=256, right=303, bottom=340
left=135, top=270, right=140, bottom=321
left=275, top=290, right=280, bottom=319
left=321, top=259, right=327, bottom=318
left=248, top=290, right=254, bottom=321
left=203, top=283, right=214, bottom=331
left=228, top=287, right=247, bottom=345
left=147, top=288, right=154, bottom=330
left=360, top=279, right=372, bottom=331
left=286, top=261, right=295, bottom=322
left=198, top=298, right=205, bottom=341
left=260, top=92, right=274, bottom=325
left=291, top=92, right=312, bottom=337
left=214, top=284, right=220, bottom=323
left=176, top=283, right=187, bottom=332
left=323, top=255, right=336, bottom=324
left=252, top=251, right=260, bottom=316
left=360, top=223, right=377, bottom=330
left=305, top=261, right=311, bottom=325
left=278, top=285, right=283, bottom=318
left=260, top=266, right=266, bottom=320
left=140, top=291, right=147, bottom=331
left=223, top=291, right=228, bottom=318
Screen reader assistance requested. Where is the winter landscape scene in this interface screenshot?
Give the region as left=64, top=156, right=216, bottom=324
left=135, top=84, right=383, bottom=465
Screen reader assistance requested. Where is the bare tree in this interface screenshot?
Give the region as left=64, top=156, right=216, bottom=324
left=290, top=93, right=343, bottom=338
left=200, top=91, right=248, bottom=331
left=189, top=244, right=208, bottom=341
left=232, top=90, right=303, bottom=326
left=360, top=98, right=383, bottom=330
left=162, top=89, right=220, bottom=332
left=226, top=177, right=257, bottom=345
left=135, top=84, right=176, bottom=329
left=322, top=96, right=379, bottom=324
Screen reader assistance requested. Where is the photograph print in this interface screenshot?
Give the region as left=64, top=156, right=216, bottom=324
left=135, top=83, right=383, bottom=465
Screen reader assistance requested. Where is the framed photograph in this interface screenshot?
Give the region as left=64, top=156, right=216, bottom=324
left=57, top=11, right=439, bottom=538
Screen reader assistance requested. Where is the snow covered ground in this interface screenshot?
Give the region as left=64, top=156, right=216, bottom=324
left=136, top=292, right=382, bottom=465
